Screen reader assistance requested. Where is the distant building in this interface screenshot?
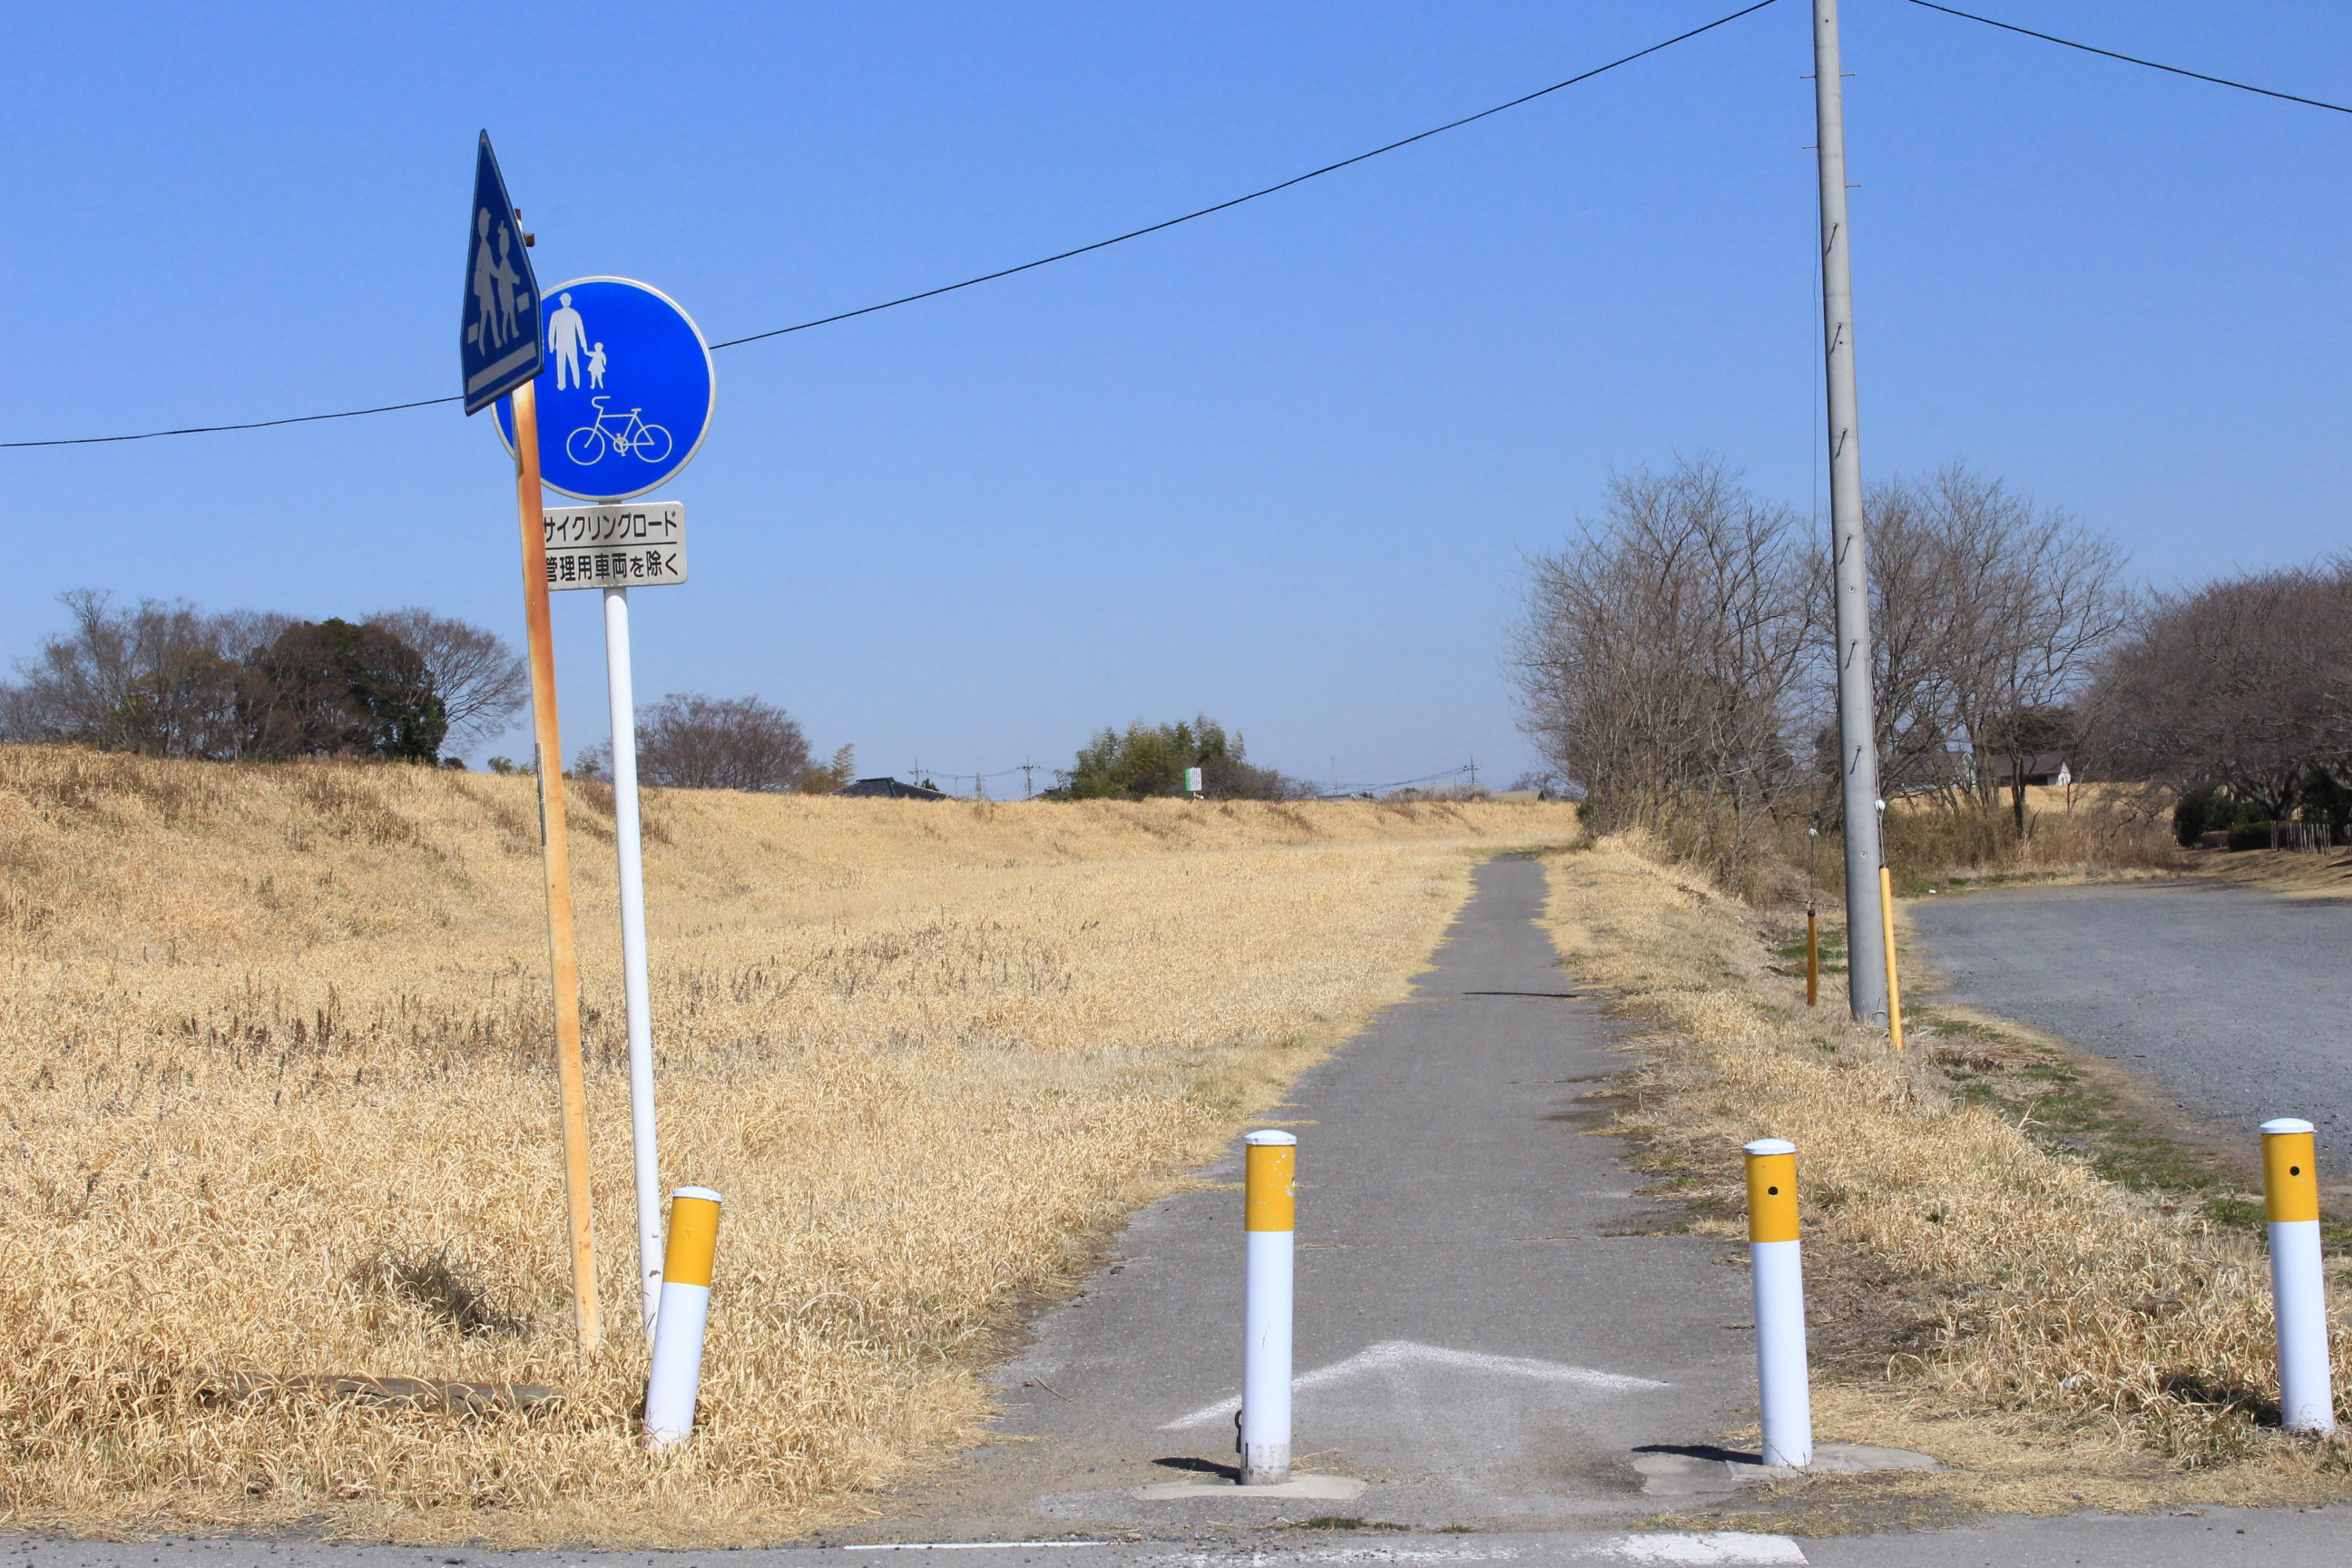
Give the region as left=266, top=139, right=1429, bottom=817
left=828, top=777, right=949, bottom=801
left=1985, top=752, right=2072, bottom=789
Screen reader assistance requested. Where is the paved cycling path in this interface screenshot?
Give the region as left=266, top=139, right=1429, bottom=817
left=862, top=852, right=1757, bottom=1536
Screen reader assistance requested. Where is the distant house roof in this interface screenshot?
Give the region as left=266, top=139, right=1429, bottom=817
left=1986, top=752, right=2072, bottom=787
left=828, top=776, right=949, bottom=800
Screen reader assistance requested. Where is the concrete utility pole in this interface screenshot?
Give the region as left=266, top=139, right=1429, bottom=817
left=1811, top=0, right=1890, bottom=1024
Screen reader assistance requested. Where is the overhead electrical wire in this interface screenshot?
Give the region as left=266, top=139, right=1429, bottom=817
left=2, top=0, right=1781, bottom=451
left=13, top=0, right=2340, bottom=453
left=1904, top=0, right=2352, bottom=114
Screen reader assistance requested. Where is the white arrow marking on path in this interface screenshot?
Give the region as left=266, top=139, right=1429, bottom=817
left=1158, top=1338, right=1667, bottom=1430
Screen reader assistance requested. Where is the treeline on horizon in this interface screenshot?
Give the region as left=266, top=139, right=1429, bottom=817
left=0, top=593, right=1320, bottom=805
left=0, top=591, right=525, bottom=765
left=0, top=590, right=859, bottom=795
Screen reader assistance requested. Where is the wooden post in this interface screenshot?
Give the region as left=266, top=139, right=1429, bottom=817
left=511, top=377, right=602, bottom=1361
left=1805, top=910, right=1819, bottom=1009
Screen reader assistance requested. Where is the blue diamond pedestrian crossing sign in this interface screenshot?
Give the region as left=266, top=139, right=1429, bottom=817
left=460, top=132, right=544, bottom=416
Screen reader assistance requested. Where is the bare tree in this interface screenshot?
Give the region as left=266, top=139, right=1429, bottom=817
left=2090, top=562, right=2352, bottom=818
left=632, top=692, right=810, bottom=792
left=1507, top=457, right=2125, bottom=875
left=3, top=590, right=246, bottom=757
left=1511, top=456, right=1815, bottom=877
left=365, top=608, right=528, bottom=750
left=1847, top=465, right=2129, bottom=830
left=1954, top=477, right=2130, bottom=830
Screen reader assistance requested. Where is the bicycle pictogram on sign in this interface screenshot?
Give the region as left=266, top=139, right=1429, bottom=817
left=566, top=397, right=674, bottom=466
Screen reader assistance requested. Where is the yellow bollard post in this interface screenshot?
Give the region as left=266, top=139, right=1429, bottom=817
left=1743, top=1139, right=1811, bottom=1468
left=1878, top=865, right=1905, bottom=1052
left=1240, top=1130, right=1297, bottom=1485
left=2260, top=1120, right=2335, bottom=1434
left=643, top=1186, right=724, bottom=1449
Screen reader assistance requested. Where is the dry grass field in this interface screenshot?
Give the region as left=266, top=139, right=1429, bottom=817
left=0, top=746, right=1572, bottom=1544
left=1541, top=835, right=2352, bottom=1524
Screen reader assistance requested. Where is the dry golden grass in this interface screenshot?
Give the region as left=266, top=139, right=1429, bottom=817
left=1541, top=834, right=2352, bottom=1520
left=1734, top=789, right=2182, bottom=909
left=1879, top=787, right=2183, bottom=891
left=0, top=746, right=1573, bottom=1544
left=2185, top=843, right=2352, bottom=902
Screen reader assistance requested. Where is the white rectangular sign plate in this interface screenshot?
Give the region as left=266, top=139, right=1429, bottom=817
left=543, top=502, right=687, bottom=590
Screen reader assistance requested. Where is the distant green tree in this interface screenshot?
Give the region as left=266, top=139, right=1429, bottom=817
left=239, top=618, right=448, bottom=761
left=1051, top=715, right=1303, bottom=800
left=2300, top=766, right=2352, bottom=841
left=799, top=742, right=857, bottom=795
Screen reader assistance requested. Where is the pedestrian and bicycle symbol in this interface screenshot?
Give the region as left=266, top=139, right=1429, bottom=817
left=494, top=277, right=715, bottom=502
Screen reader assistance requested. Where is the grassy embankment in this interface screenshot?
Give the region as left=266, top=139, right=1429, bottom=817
left=1540, top=833, right=2352, bottom=1529
left=0, top=746, right=1571, bottom=1544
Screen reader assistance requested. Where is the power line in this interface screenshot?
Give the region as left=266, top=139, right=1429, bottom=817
left=2, top=0, right=1779, bottom=452
left=701, top=0, right=1781, bottom=351
left=1904, top=0, right=2352, bottom=115
left=1321, top=762, right=1484, bottom=798
left=0, top=395, right=471, bottom=448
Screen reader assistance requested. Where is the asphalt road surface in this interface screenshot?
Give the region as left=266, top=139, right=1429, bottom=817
left=13, top=1508, right=2352, bottom=1568
left=870, top=852, right=1757, bottom=1536
left=1906, top=879, right=2352, bottom=1160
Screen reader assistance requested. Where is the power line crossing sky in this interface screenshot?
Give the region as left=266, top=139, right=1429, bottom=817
left=7, top=2, right=2348, bottom=779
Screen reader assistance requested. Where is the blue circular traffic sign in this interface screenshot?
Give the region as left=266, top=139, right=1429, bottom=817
left=495, top=277, right=714, bottom=502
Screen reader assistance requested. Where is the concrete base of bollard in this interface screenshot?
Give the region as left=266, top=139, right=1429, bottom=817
left=1132, top=1473, right=1367, bottom=1501
left=1632, top=1441, right=1940, bottom=1497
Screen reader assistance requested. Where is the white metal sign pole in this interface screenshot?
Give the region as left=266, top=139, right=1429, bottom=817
left=603, top=583, right=663, bottom=1331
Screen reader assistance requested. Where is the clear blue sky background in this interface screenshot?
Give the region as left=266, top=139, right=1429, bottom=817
left=7, top=2, right=2347, bottom=787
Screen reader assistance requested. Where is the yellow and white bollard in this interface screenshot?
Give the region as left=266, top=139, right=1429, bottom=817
left=1877, top=865, right=1906, bottom=1052
left=1240, top=1130, right=1296, bottom=1486
left=2261, top=1119, right=2335, bottom=1435
left=1744, top=1139, right=1812, bottom=1468
left=643, top=1185, right=723, bottom=1451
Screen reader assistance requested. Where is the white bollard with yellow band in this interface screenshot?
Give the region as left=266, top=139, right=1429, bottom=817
left=1744, top=1139, right=1812, bottom=1468
left=2261, top=1119, right=2335, bottom=1435
left=1240, top=1130, right=1297, bottom=1486
left=643, top=1186, right=723, bottom=1451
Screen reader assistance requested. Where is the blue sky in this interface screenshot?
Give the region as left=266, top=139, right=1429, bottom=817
left=7, top=3, right=2348, bottom=786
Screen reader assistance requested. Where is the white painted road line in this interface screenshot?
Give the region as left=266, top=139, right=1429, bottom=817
left=1143, top=1553, right=1524, bottom=1566
left=1158, top=1339, right=1668, bottom=1429
left=1570, top=1534, right=1806, bottom=1565
left=847, top=1539, right=1800, bottom=1565
left=844, top=1544, right=1102, bottom=1551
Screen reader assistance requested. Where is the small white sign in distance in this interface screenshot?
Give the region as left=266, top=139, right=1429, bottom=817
left=544, top=502, right=687, bottom=591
